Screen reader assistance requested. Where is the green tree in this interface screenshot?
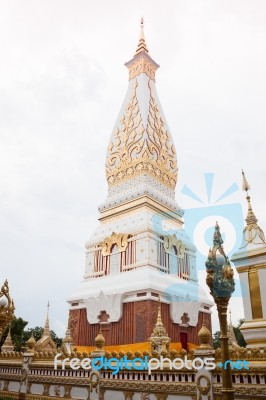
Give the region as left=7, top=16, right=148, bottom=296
left=0, top=316, right=28, bottom=351
left=212, top=318, right=246, bottom=349
left=233, top=318, right=246, bottom=347
left=0, top=317, right=63, bottom=351
left=213, top=330, right=220, bottom=349
left=22, top=327, right=63, bottom=348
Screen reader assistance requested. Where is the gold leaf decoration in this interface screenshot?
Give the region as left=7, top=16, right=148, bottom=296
left=106, top=78, right=178, bottom=189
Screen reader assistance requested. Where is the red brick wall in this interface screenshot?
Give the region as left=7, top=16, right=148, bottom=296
left=69, top=300, right=211, bottom=347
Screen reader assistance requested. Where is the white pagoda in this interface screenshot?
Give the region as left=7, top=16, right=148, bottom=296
left=67, top=20, right=212, bottom=348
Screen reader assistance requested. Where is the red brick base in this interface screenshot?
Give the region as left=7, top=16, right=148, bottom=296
left=69, top=300, right=212, bottom=347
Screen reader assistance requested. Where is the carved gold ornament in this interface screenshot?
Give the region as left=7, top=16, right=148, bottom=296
left=127, top=56, right=157, bottom=81
left=89, top=372, right=99, bottom=392
left=0, top=280, right=15, bottom=340
left=100, top=232, right=130, bottom=256
left=196, top=374, right=211, bottom=395
left=106, top=78, right=177, bottom=189
left=163, top=235, right=185, bottom=259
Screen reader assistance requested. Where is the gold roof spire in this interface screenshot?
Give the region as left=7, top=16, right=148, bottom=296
left=156, top=296, right=163, bottom=326
left=135, top=17, right=149, bottom=55
left=1, top=323, right=14, bottom=352
left=240, top=170, right=265, bottom=247
left=149, top=297, right=170, bottom=354
left=227, top=310, right=240, bottom=348
left=43, top=301, right=50, bottom=336
left=242, top=170, right=258, bottom=225
left=150, top=297, right=168, bottom=338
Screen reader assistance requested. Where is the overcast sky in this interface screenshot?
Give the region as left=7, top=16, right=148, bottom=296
left=0, top=0, right=266, bottom=338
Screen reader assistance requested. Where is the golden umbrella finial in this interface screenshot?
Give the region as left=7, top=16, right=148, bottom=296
left=241, top=170, right=258, bottom=226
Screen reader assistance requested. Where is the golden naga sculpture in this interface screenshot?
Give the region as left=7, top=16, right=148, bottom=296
left=163, top=234, right=185, bottom=259
left=0, top=280, right=15, bottom=340
left=100, top=232, right=130, bottom=256
left=205, top=223, right=235, bottom=400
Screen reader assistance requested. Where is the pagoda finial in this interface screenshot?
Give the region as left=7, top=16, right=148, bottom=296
left=43, top=301, right=50, bottom=336
left=240, top=170, right=265, bottom=247
left=156, top=296, right=163, bottom=325
left=242, top=169, right=250, bottom=194
left=1, top=323, right=14, bottom=352
left=242, top=170, right=258, bottom=226
left=149, top=297, right=170, bottom=354
left=228, top=309, right=240, bottom=348
left=135, top=17, right=149, bottom=55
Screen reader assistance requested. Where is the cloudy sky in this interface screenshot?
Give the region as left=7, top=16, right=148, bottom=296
left=0, top=0, right=266, bottom=337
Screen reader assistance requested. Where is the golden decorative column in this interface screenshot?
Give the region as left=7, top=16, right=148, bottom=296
left=0, top=280, right=15, bottom=341
left=205, top=223, right=235, bottom=400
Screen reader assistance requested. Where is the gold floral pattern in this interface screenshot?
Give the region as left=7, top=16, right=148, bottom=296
left=106, top=78, right=177, bottom=189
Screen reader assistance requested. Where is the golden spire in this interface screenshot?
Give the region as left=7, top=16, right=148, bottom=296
left=149, top=297, right=170, bottom=353
left=1, top=323, right=14, bottom=352
left=135, top=17, right=149, bottom=55
left=63, top=315, right=72, bottom=343
left=150, top=298, right=168, bottom=337
left=156, top=297, right=163, bottom=325
left=241, top=170, right=265, bottom=246
left=227, top=310, right=239, bottom=348
left=43, top=301, right=50, bottom=336
left=242, top=170, right=258, bottom=225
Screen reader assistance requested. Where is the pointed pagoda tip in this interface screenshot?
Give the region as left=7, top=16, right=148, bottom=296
left=241, top=171, right=259, bottom=226
left=242, top=169, right=250, bottom=193
left=135, top=16, right=149, bottom=55
left=43, top=301, right=51, bottom=336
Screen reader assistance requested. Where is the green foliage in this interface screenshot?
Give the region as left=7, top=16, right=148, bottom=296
left=23, top=327, right=63, bottom=348
left=212, top=318, right=246, bottom=349
left=213, top=330, right=220, bottom=349
left=0, top=316, right=28, bottom=351
left=234, top=318, right=246, bottom=347
left=0, top=397, right=14, bottom=400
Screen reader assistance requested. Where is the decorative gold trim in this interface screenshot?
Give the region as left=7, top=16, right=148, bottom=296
left=26, top=396, right=64, bottom=400
left=100, top=232, right=130, bottom=256
left=244, top=338, right=266, bottom=345
left=123, top=391, right=134, bottom=400
left=248, top=268, right=263, bottom=319
left=128, top=57, right=156, bottom=81
left=28, top=375, right=88, bottom=385
left=99, top=196, right=182, bottom=223
left=163, top=234, right=185, bottom=259
left=214, top=384, right=266, bottom=396
left=0, top=373, right=22, bottom=380
left=99, top=379, right=196, bottom=394
left=196, top=374, right=211, bottom=395
left=240, top=323, right=266, bottom=330
left=0, top=391, right=17, bottom=399
left=89, top=372, right=99, bottom=392
left=236, top=263, right=266, bottom=273
left=106, top=78, right=177, bottom=190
